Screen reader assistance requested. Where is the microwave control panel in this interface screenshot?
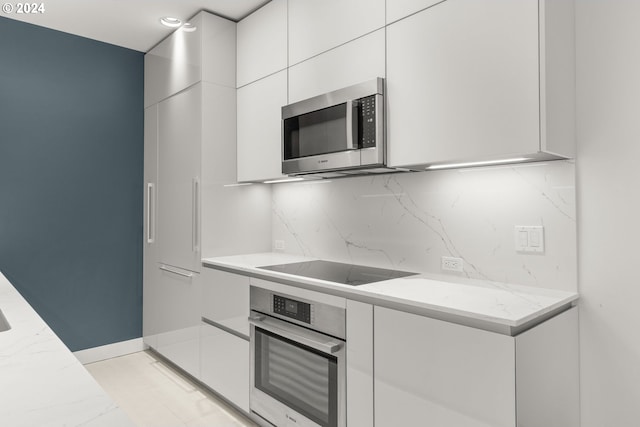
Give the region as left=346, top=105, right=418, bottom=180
left=273, top=294, right=312, bottom=324
left=359, top=95, right=377, bottom=148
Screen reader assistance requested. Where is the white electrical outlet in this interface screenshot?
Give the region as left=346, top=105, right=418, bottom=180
left=514, top=226, right=544, bottom=253
left=274, top=240, right=285, bottom=251
left=442, top=256, right=464, bottom=272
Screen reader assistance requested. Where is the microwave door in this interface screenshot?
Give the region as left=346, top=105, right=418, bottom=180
left=283, top=102, right=359, bottom=160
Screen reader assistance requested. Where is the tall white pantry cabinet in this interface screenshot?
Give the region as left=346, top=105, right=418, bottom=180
left=143, top=11, right=271, bottom=381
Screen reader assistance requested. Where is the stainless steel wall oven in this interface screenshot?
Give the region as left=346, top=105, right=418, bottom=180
left=248, top=286, right=346, bottom=427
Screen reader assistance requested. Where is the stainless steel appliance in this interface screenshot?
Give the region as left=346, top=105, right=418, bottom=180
left=249, top=286, right=346, bottom=427
left=257, top=260, right=418, bottom=286
left=282, top=78, right=395, bottom=177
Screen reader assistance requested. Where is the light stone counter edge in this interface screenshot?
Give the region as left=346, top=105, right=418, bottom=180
left=0, top=271, right=135, bottom=427
left=202, top=252, right=578, bottom=336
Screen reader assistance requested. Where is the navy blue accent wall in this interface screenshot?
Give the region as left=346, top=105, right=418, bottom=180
left=0, top=17, right=143, bottom=351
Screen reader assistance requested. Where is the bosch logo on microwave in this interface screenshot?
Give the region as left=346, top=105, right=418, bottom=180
left=317, top=159, right=328, bottom=164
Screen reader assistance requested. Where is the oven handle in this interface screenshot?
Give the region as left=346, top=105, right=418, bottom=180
left=248, top=314, right=343, bottom=355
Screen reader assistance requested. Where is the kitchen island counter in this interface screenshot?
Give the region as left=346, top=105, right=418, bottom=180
left=0, top=271, right=134, bottom=427
left=203, top=252, right=578, bottom=335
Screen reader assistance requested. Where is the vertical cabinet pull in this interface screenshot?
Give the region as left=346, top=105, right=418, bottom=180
left=147, top=182, right=155, bottom=244
left=192, top=177, right=200, bottom=252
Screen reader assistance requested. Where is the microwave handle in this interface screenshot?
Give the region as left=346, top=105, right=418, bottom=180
left=345, top=99, right=357, bottom=150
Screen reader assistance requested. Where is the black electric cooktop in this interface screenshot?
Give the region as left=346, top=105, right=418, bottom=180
left=257, top=260, right=418, bottom=286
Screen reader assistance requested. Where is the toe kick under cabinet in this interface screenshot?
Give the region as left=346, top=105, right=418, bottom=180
left=374, top=306, right=579, bottom=427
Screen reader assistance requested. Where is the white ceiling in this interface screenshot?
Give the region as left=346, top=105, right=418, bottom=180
left=3, top=0, right=270, bottom=52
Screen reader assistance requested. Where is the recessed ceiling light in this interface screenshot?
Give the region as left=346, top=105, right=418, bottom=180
left=160, top=17, right=182, bottom=28
left=182, top=22, right=197, bottom=32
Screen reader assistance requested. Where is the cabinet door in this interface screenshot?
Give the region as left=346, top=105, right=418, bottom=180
left=201, top=12, right=237, bottom=88
left=346, top=301, right=374, bottom=427
left=386, top=0, right=540, bottom=168
left=288, top=29, right=385, bottom=103
left=200, top=323, right=250, bottom=412
left=158, top=84, right=202, bottom=273
left=374, top=307, right=516, bottom=427
left=386, top=0, right=443, bottom=24
left=201, top=268, right=250, bottom=338
left=143, top=105, right=159, bottom=349
left=154, top=265, right=201, bottom=379
left=237, top=0, right=287, bottom=87
left=288, top=0, right=385, bottom=66
left=144, top=21, right=201, bottom=107
left=515, top=308, right=579, bottom=427
left=237, top=70, right=288, bottom=182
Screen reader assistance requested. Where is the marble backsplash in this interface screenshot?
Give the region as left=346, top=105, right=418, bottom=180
left=271, top=160, right=577, bottom=292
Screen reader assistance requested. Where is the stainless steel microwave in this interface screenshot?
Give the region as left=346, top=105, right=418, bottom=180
left=282, top=78, right=389, bottom=177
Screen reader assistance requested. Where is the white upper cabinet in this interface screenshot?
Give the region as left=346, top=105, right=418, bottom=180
left=237, top=0, right=287, bottom=87
left=200, top=12, right=236, bottom=88
left=145, top=19, right=202, bottom=107
left=386, top=0, right=575, bottom=169
left=386, top=0, right=443, bottom=24
left=144, top=12, right=235, bottom=107
left=237, top=70, right=288, bottom=182
left=288, top=29, right=385, bottom=103
left=288, top=0, right=385, bottom=66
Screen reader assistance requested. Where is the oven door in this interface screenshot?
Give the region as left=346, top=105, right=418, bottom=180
left=249, top=312, right=346, bottom=427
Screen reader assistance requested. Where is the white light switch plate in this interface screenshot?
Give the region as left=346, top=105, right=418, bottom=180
left=514, top=226, right=544, bottom=253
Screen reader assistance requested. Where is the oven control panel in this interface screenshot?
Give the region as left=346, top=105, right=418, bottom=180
left=273, top=295, right=311, bottom=324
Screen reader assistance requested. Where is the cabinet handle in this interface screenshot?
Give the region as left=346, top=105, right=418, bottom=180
left=159, top=264, right=193, bottom=278
left=146, top=183, right=155, bottom=244
left=192, top=177, right=200, bottom=253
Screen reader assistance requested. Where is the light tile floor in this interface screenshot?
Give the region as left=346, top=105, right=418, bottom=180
left=85, top=351, right=257, bottom=427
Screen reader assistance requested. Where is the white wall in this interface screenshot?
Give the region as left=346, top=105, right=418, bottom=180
left=273, top=161, right=576, bottom=291
left=576, top=1, right=640, bottom=425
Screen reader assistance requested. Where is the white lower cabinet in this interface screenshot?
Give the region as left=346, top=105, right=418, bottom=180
left=200, top=322, right=250, bottom=413
left=375, top=306, right=515, bottom=427
left=346, top=300, right=374, bottom=427
left=152, top=265, right=201, bottom=380
left=374, top=306, right=579, bottom=427
left=199, top=267, right=250, bottom=412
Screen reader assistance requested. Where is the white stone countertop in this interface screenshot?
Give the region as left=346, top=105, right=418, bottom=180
left=0, top=271, right=135, bottom=427
left=202, top=252, right=579, bottom=335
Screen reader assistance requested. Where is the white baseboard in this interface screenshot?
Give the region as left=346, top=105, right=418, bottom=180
left=74, top=337, right=146, bottom=365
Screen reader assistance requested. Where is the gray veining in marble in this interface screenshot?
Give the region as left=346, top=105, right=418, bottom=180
left=272, top=161, right=576, bottom=292
left=0, top=272, right=135, bottom=427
